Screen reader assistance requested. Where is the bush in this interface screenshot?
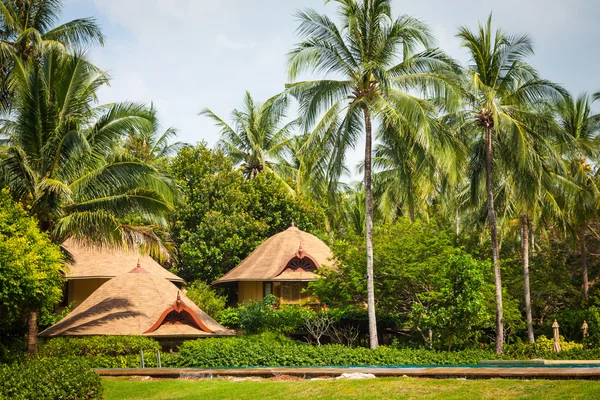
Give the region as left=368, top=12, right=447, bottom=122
left=0, top=358, right=102, bottom=400
left=184, top=281, right=227, bottom=319
left=39, top=336, right=161, bottom=357
left=175, top=335, right=503, bottom=368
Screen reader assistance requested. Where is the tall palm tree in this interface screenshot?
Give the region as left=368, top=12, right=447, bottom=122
left=0, top=0, right=104, bottom=107
left=124, top=103, right=185, bottom=164
left=201, top=91, right=297, bottom=190
left=373, top=117, right=464, bottom=223
left=287, top=0, right=461, bottom=348
left=0, top=50, right=176, bottom=353
left=458, top=15, right=565, bottom=353
left=557, top=92, right=600, bottom=301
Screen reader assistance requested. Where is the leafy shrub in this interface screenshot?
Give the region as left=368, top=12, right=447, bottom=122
left=184, top=281, right=227, bottom=319
left=175, top=335, right=504, bottom=368
left=39, top=336, right=160, bottom=357
left=219, top=307, right=241, bottom=328
left=504, top=335, right=584, bottom=359
left=0, top=358, right=102, bottom=400
left=222, top=295, right=313, bottom=334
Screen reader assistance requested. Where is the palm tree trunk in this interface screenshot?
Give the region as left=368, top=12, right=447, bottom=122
left=363, top=105, right=378, bottom=349
left=484, top=125, right=504, bottom=354
left=521, top=215, right=534, bottom=343
left=529, top=219, right=535, bottom=256
left=455, top=207, right=460, bottom=235
left=27, top=310, right=38, bottom=356
left=580, top=226, right=589, bottom=302
left=409, top=204, right=415, bottom=223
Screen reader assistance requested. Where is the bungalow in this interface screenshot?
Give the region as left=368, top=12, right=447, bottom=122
left=213, top=223, right=334, bottom=305
left=60, top=240, right=184, bottom=309
left=41, top=262, right=233, bottom=338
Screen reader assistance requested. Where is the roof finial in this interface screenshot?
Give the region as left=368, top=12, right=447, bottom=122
left=137, top=258, right=141, bottom=268
left=291, top=220, right=295, bottom=227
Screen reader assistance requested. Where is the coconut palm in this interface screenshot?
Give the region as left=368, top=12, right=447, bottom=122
left=201, top=92, right=297, bottom=191
left=0, top=50, right=176, bottom=353
left=124, top=103, right=185, bottom=164
left=458, top=15, right=565, bottom=353
left=0, top=0, right=104, bottom=107
left=556, top=92, right=600, bottom=301
left=287, top=0, right=461, bottom=348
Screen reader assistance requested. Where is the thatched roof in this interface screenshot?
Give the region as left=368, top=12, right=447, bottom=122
left=40, top=266, right=233, bottom=337
left=214, top=224, right=334, bottom=284
left=62, top=240, right=184, bottom=284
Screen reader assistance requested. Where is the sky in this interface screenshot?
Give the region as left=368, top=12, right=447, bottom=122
left=61, top=0, right=600, bottom=174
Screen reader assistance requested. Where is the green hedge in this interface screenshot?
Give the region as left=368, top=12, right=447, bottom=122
left=176, top=336, right=504, bottom=367
left=39, top=336, right=161, bottom=357
left=0, top=358, right=102, bottom=400
left=175, top=335, right=600, bottom=368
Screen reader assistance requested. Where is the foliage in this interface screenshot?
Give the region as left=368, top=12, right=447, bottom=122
left=0, top=190, right=64, bottom=328
left=0, top=358, right=103, bottom=400
left=39, top=336, right=160, bottom=358
left=201, top=92, right=297, bottom=185
left=184, top=281, right=227, bottom=319
left=176, top=335, right=501, bottom=368
left=0, top=49, right=177, bottom=259
left=169, top=144, right=325, bottom=283
left=311, top=219, right=492, bottom=348
left=220, top=295, right=313, bottom=335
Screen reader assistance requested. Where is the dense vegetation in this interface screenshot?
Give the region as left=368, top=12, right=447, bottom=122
left=1, top=1, right=600, bottom=387
left=0, top=358, right=103, bottom=400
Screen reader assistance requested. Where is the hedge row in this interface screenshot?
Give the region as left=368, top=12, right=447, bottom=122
left=39, top=336, right=160, bottom=357
left=176, top=336, right=504, bottom=367
left=0, top=358, right=102, bottom=400
left=175, top=335, right=600, bottom=368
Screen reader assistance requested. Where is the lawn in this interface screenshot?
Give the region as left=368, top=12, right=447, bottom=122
left=103, top=376, right=598, bottom=400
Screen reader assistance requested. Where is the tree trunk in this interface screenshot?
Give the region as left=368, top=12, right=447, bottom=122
left=27, top=311, right=38, bottom=356
left=408, top=204, right=415, bottom=223
left=455, top=207, right=460, bottom=235
left=484, top=125, right=504, bottom=354
left=521, top=215, right=534, bottom=343
left=363, top=105, right=378, bottom=349
left=529, top=219, right=535, bottom=256
left=580, top=226, right=589, bottom=302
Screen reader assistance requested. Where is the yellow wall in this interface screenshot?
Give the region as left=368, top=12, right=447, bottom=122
left=237, top=281, right=316, bottom=305
left=238, top=281, right=263, bottom=304
left=67, top=279, right=110, bottom=308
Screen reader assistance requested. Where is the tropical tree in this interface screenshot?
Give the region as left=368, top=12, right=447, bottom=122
left=124, top=103, right=185, bottom=164
left=0, top=189, right=63, bottom=355
left=201, top=91, right=297, bottom=190
left=557, top=92, right=600, bottom=301
left=458, top=15, right=565, bottom=353
left=286, top=0, right=461, bottom=348
left=0, top=50, right=177, bottom=350
left=0, top=0, right=104, bottom=107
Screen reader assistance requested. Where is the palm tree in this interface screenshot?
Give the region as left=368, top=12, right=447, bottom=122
left=373, top=116, right=464, bottom=223
left=557, top=92, right=600, bottom=301
left=287, top=0, right=461, bottom=348
left=201, top=92, right=297, bottom=190
left=0, top=50, right=176, bottom=353
left=458, top=15, right=565, bottom=353
left=0, top=0, right=104, bottom=107
left=124, top=103, right=185, bottom=163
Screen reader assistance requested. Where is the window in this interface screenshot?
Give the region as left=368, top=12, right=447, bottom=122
left=263, top=282, right=272, bottom=297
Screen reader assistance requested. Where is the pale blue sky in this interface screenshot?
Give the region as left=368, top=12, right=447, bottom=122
left=62, top=0, right=600, bottom=171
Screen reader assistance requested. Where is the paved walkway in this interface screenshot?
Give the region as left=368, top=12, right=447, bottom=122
left=96, top=366, right=600, bottom=379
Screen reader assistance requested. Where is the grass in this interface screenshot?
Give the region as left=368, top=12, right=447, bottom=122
left=103, top=376, right=600, bottom=399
